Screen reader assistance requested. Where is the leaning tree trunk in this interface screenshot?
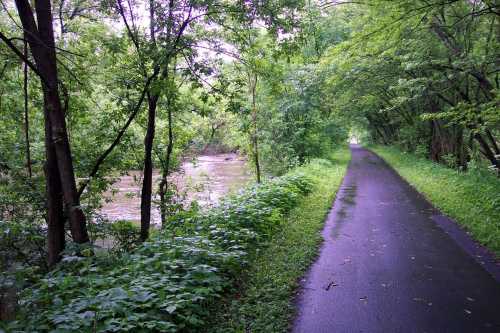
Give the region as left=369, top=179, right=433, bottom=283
left=485, top=129, right=499, bottom=155
left=474, top=133, right=500, bottom=170
left=14, top=0, right=89, bottom=249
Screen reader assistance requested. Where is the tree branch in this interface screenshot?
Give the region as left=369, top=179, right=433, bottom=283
left=77, top=69, right=160, bottom=197
left=0, top=31, right=47, bottom=85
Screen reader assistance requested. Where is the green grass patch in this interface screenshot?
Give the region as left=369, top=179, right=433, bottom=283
left=370, top=145, right=500, bottom=255
left=207, top=148, right=351, bottom=332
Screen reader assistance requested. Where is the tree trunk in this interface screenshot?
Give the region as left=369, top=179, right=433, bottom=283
left=44, top=106, right=65, bottom=267
left=375, top=126, right=388, bottom=145
left=429, top=120, right=443, bottom=162
left=474, top=133, right=500, bottom=170
left=250, top=73, right=261, bottom=183
left=15, top=0, right=89, bottom=246
left=23, top=37, right=32, bottom=178
left=159, top=97, right=174, bottom=227
left=140, top=94, right=159, bottom=241
left=485, top=129, right=499, bottom=155
left=140, top=0, right=161, bottom=240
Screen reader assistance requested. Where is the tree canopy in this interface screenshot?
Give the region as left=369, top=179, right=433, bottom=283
left=0, top=0, right=498, bottom=329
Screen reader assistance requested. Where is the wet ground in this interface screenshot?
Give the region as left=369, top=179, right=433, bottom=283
left=293, top=145, right=500, bottom=333
left=100, top=153, right=251, bottom=224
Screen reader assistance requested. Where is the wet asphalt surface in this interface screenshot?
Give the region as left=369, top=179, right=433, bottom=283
left=292, top=145, right=500, bottom=333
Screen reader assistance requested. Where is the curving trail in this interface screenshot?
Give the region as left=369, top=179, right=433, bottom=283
left=292, top=145, right=500, bottom=333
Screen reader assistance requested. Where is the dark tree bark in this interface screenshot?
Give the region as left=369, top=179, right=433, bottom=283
left=249, top=73, right=261, bottom=183
left=485, top=129, right=499, bottom=155
left=44, top=107, right=65, bottom=267
left=23, top=37, right=32, bottom=178
left=426, top=96, right=466, bottom=167
left=139, top=0, right=161, bottom=241
left=159, top=94, right=174, bottom=227
left=140, top=94, right=159, bottom=241
left=375, top=126, right=388, bottom=145
left=474, top=133, right=500, bottom=170
left=14, top=0, right=89, bottom=246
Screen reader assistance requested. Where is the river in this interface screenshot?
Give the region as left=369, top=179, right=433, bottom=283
left=99, top=153, right=251, bottom=224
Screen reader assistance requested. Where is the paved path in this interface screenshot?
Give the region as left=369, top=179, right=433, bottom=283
left=292, top=145, right=500, bottom=333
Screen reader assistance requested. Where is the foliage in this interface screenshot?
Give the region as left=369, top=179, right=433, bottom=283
left=371, top=145, right=500, bottom=255
left=0, top=172, right=47, bottom=308
left=3, top=170, right=314, bottom=332
left=314, top=1, right=500, bottom=169
left=2, top=0, right=498, bottom=330
left=108, top=220, right=141, bottom=253
left=207, top=148, right=350, bottom=332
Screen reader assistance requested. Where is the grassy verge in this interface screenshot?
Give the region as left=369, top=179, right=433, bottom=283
left=207, top=148, right=351, bottom=333
left=370, top=145, right=500, bottom=255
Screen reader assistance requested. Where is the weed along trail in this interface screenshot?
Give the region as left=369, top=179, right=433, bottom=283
left=292, top=145, right=500, bottom=333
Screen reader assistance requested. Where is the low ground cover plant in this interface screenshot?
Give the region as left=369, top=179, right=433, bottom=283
left=4, top=173, right=313, bottom=332
left=207, top=149, right=350, bottom=332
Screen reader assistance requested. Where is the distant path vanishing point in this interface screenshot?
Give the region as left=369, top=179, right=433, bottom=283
left=292, top=145, right=500, bottom=333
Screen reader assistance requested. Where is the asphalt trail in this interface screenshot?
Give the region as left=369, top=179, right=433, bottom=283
left=292, top=145, right=500, bottom=333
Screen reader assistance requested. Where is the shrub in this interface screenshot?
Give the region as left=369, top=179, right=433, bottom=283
left=3, top=172, right=313, bottom=332
left=109, top=220, right=140, bottom=252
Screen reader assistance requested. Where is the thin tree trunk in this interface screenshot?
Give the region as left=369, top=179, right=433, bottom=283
left=139, top=0, right=160, bottom=241
left=474, top=133, right=500, bottom=170
left=159, top=168, right=168, bottom=226
left=250, top=73, right=261, bottom=183
left=23, top=38, right=32, bottom=178
left=485, top=129, right=499, bottom=155
left=159, top=95, right=174, bottom=227
left=140, top=94, right=159, bottom=241
left=375, top=126, right=388, bottom=145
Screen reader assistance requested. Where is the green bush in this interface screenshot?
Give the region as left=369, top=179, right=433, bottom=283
left=4, top=172, right=313, bottom=332
left=207, top=150, right=351, bottom=332
left=109, top=220, right=140, bottom=252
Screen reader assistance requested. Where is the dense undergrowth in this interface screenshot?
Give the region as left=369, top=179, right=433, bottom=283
left=371, top=146, right=500, bottom=256
left=207, top=148, right=350, bottom=332
left=3, top=168, right=315, bottom=332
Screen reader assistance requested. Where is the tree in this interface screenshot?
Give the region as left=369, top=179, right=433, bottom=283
left=1, top=0, right=90, bottom=265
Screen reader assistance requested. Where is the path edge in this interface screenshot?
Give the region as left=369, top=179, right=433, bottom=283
left=367, top=147, right=500, bottom=283
left=288, top=150, right=354, bottom=331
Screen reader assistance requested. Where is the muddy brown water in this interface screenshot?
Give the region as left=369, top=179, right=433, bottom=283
left=99, top=153, right=251, bottom=224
